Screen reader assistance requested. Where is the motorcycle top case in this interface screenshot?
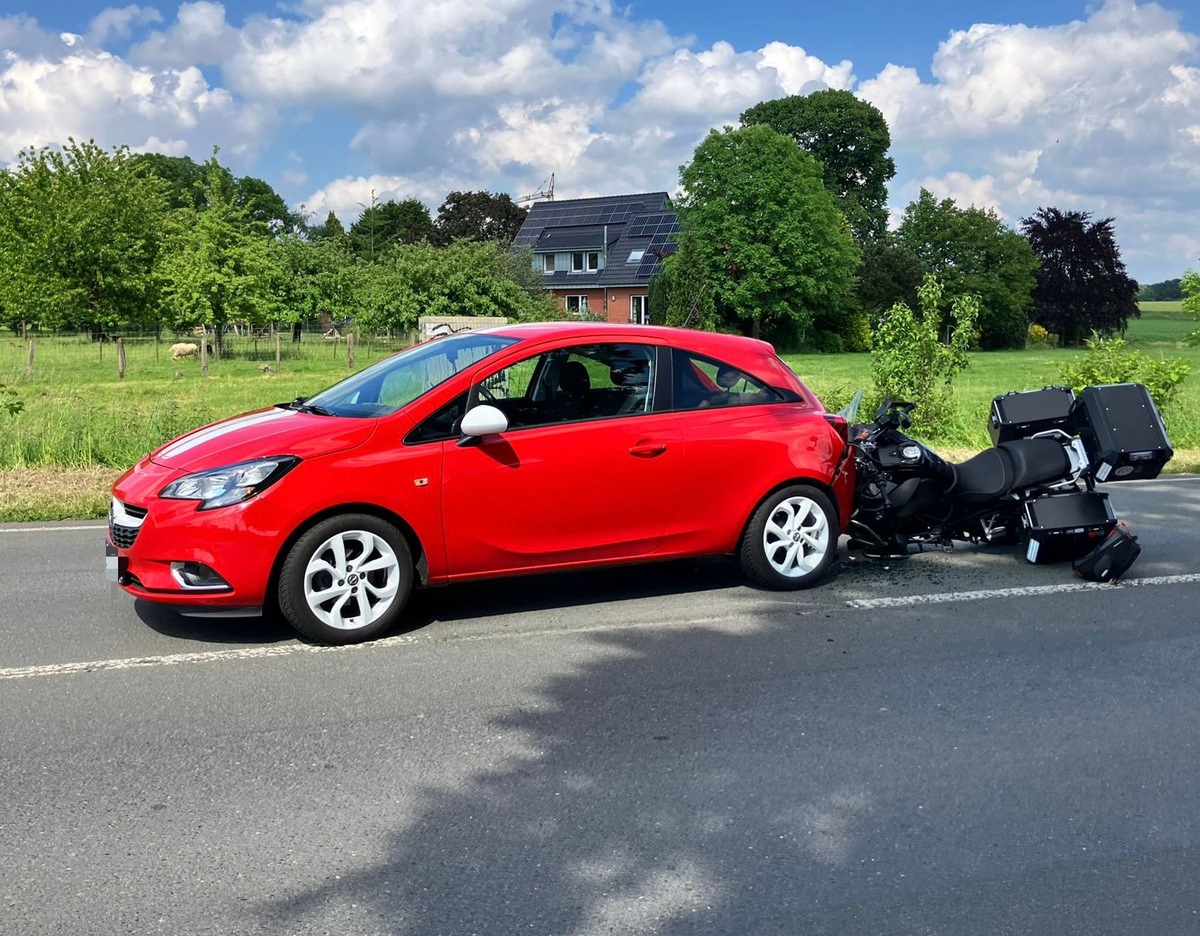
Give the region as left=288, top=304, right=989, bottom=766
left=1023, top=490, right=1117, bottom=564
left=1070, top=383, right=1173, bottom=481
left=988, top=387, right=1075, bottom=444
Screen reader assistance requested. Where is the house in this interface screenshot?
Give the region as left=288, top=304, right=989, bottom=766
left=512, top=192, right=679, bottom=324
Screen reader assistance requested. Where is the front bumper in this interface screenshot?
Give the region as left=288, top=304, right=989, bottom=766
left=109, top=457, right=301, bottom=610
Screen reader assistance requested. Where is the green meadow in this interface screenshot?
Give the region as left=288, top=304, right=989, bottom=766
left=1, top=308, right=1197, bottom=521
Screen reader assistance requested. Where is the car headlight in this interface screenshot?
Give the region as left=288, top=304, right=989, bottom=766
left=160, top=456, right=299, bottom=510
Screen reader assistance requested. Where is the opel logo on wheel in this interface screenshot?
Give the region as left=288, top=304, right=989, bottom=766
left=347, top=573, right=360, bottom=585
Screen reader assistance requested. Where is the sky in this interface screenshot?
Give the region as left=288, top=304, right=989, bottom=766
left=0, top=0, right=1197, bottom=284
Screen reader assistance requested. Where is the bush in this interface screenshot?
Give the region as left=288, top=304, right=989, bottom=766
left=810, top=329, right=845, bottom=354
left=1027, top=323, right=1048, bottom=346
left=871, top=274, right=978, bottom=437
left=841, top=312, right=872, bottom=352
left=1058, top=333, right=1190, bottom=410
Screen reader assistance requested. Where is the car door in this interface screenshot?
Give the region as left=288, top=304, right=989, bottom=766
left=438, top=341, right=683, bottom=578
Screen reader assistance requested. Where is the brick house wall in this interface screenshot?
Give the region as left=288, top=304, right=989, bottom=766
left=553, top=286, right=651, bottom=323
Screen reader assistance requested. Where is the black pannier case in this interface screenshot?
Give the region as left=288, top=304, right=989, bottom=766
left=1070, top=383, right=1173, bottom=481
left=1023, top=491, right=1116, bottom=564
left=989, top=387, right=1075, bottom=444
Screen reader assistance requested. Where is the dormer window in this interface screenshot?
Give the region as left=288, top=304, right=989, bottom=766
left=571, top=252, right=600, bottom=273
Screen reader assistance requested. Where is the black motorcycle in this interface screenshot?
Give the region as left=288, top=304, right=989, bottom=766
left=841, top=384, right=1172, bottom=579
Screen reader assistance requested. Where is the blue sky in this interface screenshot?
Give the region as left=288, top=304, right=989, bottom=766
left=0, top=0, right=1197, bottom=282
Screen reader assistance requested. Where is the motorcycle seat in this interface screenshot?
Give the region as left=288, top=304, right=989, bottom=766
left=948, top=438, right=1070, bottom=502
left=1001, top=437, right=1071, bottom=488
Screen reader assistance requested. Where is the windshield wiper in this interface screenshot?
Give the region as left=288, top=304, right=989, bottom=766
left=278, top=397, right=336, bottom=417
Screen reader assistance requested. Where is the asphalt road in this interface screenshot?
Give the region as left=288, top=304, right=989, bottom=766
left=3, top=478, right=1200, bottom=935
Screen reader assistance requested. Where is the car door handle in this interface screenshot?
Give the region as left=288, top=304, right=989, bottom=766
left=629, top=441, right=667, bottom=458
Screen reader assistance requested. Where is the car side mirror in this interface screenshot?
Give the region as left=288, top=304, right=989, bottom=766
left=459, top=404, right=508, bottom=442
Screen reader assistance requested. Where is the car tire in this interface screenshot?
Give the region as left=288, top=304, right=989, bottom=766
left=739, top=485, right=837, bottom=590
left=279, top=513, right=414, bottom=644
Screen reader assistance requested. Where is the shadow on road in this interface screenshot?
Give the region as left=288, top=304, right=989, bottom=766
left=256, top=579, right=1200, bottom=934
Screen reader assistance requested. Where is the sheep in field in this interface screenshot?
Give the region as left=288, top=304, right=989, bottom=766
left=170, top=342, right=214, bottom=361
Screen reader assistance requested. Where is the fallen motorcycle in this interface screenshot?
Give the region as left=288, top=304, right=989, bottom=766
left=842, top=383, right=1173, bottom=581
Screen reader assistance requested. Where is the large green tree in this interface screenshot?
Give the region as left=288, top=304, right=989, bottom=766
left=434, top=190, right=527, bottom=245
left=856, top=236, right=926, bottom=320
left=675, top=124, right=860, bottom=340
left=276, top=233, right=362, bottom=329
left=1020, top=207, right=1140, bottom=347
left=0, top=139, right=167, bottom=333
left=647, top=232, right=718, bottom=331
left=356, top=240, right=555, bottom=334
left=351, top=198, right=436, bottom=258
left=134, top=154, right=300, bottom=233
left=741, top=89, right=896, bottom=244
left=155, top=155, right=285, bottom=335
left=896, top=189, right=1038, bottom=349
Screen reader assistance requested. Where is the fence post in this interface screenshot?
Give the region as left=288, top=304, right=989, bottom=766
left=201, top=332, right=209, bottom=378
left=26, top=339, right=35, bottom=377
left=117, top=338, right=126, bottom=379
left=275, top=334, right=281, bottom=373
left=347, top=332, right=355, bottom=370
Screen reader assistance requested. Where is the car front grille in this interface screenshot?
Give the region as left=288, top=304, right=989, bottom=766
left=109, top=498, right=148, bottom=550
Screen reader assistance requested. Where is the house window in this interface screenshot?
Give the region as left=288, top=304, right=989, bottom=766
left=565, top=295, right=590, bottom=316
left=630, top=295, right=649, bottom=324
left=537, top=253, right=556, bottom=274
left=571, top=252, right=600, bottom=273
left=626, top=249, right=645, bottom=264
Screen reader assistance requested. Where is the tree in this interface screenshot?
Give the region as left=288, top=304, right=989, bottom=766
left=1182, top=266, right=1200, bottom=346
left=356, top=240, right=555, bottom=334
left=647, top=232, right=717, bottom=330
left=276, top=233, right=362, bottom=330
left=1138, top=278, right=1183, bottom=301
left=1020, top=208, right=1140, bottom=347
left=856, top=237, right=926, bottom=320
left=155, top=154, right=284, bottom=336
left=675, top=125, right=860, bottom=340
left=351, top=198, right=435, bottom=258
left=233, top=176, right=304, bottom=235
left=434, top=190, right=527, bottom=245
left=309, top=211, right=349, bottom=243
left=741, top=89, right=896, bottom=244
left=896, top=189, right=1038, bottom=349
left=0, top=138, right=167, bottom=333
left=135, top=154, right=300, bottom=234
left=131, top=153, right=205, bottom=210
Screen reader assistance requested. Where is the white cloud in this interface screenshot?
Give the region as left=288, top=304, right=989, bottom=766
left=88, top=5, right=162, bottom=45
left=0, top=29, right=271, bottom=170
left=0, top=0, right=1196, bottom=280
left=861, top=0, right=1200, bottom=278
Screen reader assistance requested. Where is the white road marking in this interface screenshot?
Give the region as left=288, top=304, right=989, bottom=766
left=0, top=525, right=106, bottom=534
left=0, top=613, right=746, bottom=682
left=0, top=636, right=422, bottom=681
left=846, top=572, right=1200, bottom=609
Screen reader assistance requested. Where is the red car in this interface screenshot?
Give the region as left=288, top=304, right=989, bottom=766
left=108, top=323, right=855, bottom=644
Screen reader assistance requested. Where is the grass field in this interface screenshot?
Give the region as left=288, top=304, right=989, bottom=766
left=1, top=313, right=1197, bottom=521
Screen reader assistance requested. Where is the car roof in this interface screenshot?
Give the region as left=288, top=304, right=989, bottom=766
left=480, top=321, right=776, bottom=357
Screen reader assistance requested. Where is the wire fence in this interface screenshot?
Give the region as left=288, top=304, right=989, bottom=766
left=2, top=327, right=419, bottom=380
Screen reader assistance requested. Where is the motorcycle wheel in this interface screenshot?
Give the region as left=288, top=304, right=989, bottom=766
left=740, top=485, right=838, bottom=590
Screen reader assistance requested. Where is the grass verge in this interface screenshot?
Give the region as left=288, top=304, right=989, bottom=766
left=0, top=466, right=118, bottom=523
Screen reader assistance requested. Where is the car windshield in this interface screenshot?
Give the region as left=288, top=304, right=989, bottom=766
left=295, top=332, right=520, bottom=418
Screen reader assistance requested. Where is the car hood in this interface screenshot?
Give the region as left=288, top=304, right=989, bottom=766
left=148, top=406, right=377, bottom=471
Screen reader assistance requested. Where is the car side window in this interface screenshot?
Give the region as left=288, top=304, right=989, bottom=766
left=470, top=343, right=657, bottom=430
left=672, top=350, right=782, bottom=411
